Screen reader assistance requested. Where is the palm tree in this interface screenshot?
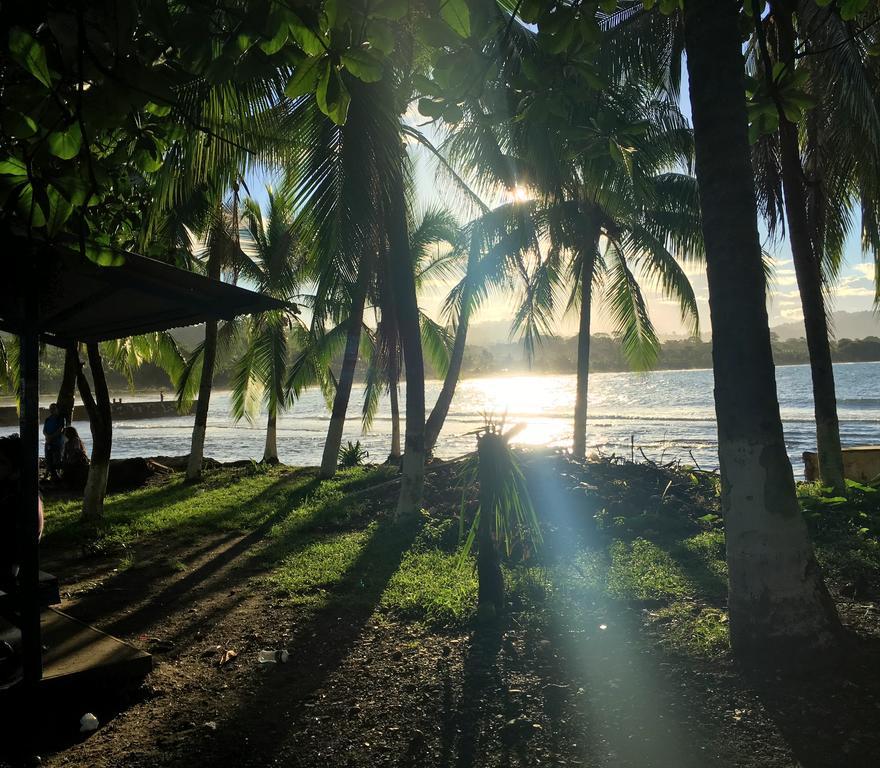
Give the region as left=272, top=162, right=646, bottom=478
left=363, top=207, right=459, bottom=461
left=681, top=0, right=840, bottom=657
left=281, top=71, right=394, bottom=480
left=746, top=0, right=880, bottom=493
left=227, top=189, right=304, bottom=463
left=286, top=58, right=440, bottom=517
left=603, top=0, right=880, bottom=493
left=177, top=192, right=247, bottom=481
left=442, top=65, right=701, bottom=459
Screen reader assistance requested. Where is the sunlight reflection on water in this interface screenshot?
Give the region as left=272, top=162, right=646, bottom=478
left=5, top=362, right=878, bottom=478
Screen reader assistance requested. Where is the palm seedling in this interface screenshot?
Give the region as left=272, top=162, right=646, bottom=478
left=459, top=420, right=541, bottom=620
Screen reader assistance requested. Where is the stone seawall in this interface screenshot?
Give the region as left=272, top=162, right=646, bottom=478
left=0, top=400, right=195, bottom=427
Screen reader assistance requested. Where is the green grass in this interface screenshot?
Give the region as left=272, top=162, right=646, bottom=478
left=607, top=538, right=691, bottom=602
left=42, top=465, right=393, bottom=551
left=381, top=549, right=478, bottom=627
left=44, top=457, right=878, bottom=664
left=269, top=528, right=374, bottom=606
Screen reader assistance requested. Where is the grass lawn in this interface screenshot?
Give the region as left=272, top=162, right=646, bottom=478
left=30, top=455, right=880, bottom=768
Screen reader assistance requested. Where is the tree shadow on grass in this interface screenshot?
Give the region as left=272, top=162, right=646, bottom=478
left=187, top=512, right=423, bottom=768
left=57, top=475, right=322, bottom=639
left=54, top=465, right=400, bottom=652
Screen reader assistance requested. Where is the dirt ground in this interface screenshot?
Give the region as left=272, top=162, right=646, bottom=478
left=5, top=457, right=880, bottom=768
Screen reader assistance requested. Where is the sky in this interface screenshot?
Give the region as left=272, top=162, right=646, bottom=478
left=410, top=70, right=878, bottom=341
left=247, top=69, right=878, bottom=342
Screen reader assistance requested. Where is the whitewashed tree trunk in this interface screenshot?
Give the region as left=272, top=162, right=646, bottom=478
left=77, top=343, right=112, bottom=523
left=263, top=408, right=278, bottom=464
left=683, top=0, right=840, bottom=658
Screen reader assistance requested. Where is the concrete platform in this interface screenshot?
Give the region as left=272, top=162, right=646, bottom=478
left=1, top=608, right=151, bottom=694
left=803, top=446, right=880, bottom=484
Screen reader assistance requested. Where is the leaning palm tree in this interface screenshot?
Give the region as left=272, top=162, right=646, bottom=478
left=227, top=189, right=305, bottom=463
left=175, top=191, right=248, bottom=480
left=362, top=206, right=459, bottom=460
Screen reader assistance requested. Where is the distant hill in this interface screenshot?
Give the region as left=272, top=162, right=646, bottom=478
left=771, top=310, right=879, bottom=341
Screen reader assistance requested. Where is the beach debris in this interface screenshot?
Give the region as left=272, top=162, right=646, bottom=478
left=218, top=649, right=238, bottom=667
left=258, top=649, right=289, bottom=664
left=79, top=713, right=99, bottom=733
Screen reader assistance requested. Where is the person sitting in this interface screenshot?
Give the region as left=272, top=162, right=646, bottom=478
left=42, top=403, right=65, bottom=482
left=60, top=427, right=89, bottom=492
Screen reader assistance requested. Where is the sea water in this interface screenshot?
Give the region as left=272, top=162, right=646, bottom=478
left=6, top=362, right=879, bottom=478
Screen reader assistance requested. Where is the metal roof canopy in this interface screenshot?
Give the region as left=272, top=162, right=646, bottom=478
left=2, top=246, right=290, bottom=344
left=4, top=244, right=288, bottom=726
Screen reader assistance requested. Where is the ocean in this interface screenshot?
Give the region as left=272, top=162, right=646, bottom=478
left=7, top=361, right=879, bottom=478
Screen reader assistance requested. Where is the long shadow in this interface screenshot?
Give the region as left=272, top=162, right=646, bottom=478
left=184, top=512, right=423, bottom=768
left=445, top=623, right=505, bottom=768
left=59, top=475, right=321, bottom=639
left=750, top=633, right=880, bottom=767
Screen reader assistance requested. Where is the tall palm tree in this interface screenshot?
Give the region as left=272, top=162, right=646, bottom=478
left=681, top=0, right=840, bottom=657
left=746, top=0, right=880, bottom=493
left=285, top=78, right=389, bottom=480
left=603, top=0, right=880, bottom=492
left=363, top=207, right=459, bottom=460
left=176, top=191, right=248, bottom=480
left=443, top=66, right=702, bottom=459
left=227, top=189, right=304, bottom=463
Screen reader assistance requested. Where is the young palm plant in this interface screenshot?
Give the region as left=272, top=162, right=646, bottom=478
left=459, top=420, right=541, bottom=620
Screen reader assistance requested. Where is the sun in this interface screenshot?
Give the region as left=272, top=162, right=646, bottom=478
left=511, top=185, right=530, bottom=203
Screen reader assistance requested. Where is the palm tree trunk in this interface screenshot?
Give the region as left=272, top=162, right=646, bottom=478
left=57, top=346, right=78, bottom=426
left=769, top=5, right=846, bottom=494
left=476, top=431, right=505, bottom=618
left=319, top=252, right=373, bottom=479
left=387, top=179, right=425, bottom=519
left=389, top=378, right=401, bottom=461
left=683, top=0, right=840, bottom=659
left=77, top=343, right=112, bottom=522
left=572, top=228, right=600, bottom=460
left=383, top=314, right=402, bottom=461
left=186, top=246, right=223, bottom=483
left=425, top=231, right=480, bottom=456
left=263, top=406, right=278, bottom=464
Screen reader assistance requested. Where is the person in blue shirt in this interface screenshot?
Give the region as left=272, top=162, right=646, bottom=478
left=42, top=403, right=65, bottom=482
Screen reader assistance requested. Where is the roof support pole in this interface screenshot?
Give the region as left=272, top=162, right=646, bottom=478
left=20, top=269, right=42, bottom=692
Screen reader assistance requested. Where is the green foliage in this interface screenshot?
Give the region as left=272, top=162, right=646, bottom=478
left=381, top=549, right=478, bottom=626
left=338, top=440, right=370, bottom=468
left=457, top=425, right=542, bottom=565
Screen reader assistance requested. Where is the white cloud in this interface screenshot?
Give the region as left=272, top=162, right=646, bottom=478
left=852, top=263, right=876, bottom=281
left=835, top=276, right=875, bottom=298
